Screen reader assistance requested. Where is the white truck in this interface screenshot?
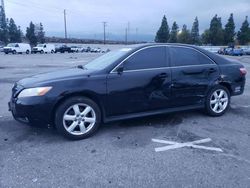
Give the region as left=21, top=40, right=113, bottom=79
left=32, top=44, right=55, bottom=54
left=3, top=43, right=31, bottom=54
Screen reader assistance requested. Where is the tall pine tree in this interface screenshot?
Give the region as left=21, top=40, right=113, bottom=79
left=155, top=15, right=170, bottom=43
left=8, top=18, right=21, bottom=42
left=177, top=24, right=191, bottom=44
left=237, top=16, right=250, bottom=45
left=0, top=7, right=8, bottom=44
left=26, top=21, right=37, bottom=46
left=209, top=15, right=224, bottom=45
left=191, top=17, right=200, bottom=45
left=37, top=23, right=45, bottom=43
left=168, top=21, right=178, bottom=43
left=224, top=13, right=235, bottom=45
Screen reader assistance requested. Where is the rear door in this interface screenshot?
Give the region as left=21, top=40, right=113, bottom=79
left=169, top=46, right=219, bottom=107
left=106, top=46, right=172, bottom=117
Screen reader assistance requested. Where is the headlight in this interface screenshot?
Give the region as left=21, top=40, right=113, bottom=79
left=18, top=87, right=52, bottom=98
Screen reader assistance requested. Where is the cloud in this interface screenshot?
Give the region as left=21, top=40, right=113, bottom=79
left=4, top=0, right=250, bottom=39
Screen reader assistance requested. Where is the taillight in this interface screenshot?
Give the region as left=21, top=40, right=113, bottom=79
left=240, top=68, right=247, bottom=76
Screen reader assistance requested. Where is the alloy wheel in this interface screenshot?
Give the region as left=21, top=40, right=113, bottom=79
left=63, top=103, right=96, bottom=135
left=210, top=89, right=228, bottom=114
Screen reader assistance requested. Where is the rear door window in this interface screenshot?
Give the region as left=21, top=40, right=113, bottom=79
left=170, top=47, right=213, bottom=67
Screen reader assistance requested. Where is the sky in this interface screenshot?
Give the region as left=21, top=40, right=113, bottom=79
left=2, top=0, right=250, bottom=41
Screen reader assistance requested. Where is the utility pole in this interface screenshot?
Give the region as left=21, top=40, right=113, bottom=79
left=64, top=9, right=67, bottom=40
left=135, top=28, right=138, bottom=43
left=127, top=22, right=130, bottom=42
left=125, top=28, right=128, bottom=45
left=102, top=21, right=107, bottom=45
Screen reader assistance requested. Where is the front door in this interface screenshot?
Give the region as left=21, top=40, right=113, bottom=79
left=106, top=46, right=172, bottom=117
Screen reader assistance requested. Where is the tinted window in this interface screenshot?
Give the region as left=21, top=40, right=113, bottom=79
left=170, top=47, right=213, bottom=66
left=123, top=46, right=166, bottom=70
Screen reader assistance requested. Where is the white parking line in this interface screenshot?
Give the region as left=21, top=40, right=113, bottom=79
left=152, top=138, right=223, bottom=152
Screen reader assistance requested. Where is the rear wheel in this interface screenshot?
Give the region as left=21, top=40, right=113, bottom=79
left=205, top=85, right=230, bottom=116
left=12, top=50, right=16, bottom=54
left=51, top=50, right=54, bottom=53
left=26, top=50, right=30, bottom=54
left=40, top=50, right=44, bottom=54
left=55, top=97, right=101, bottom=140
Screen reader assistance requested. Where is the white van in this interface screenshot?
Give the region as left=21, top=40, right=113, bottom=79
left=32, top=44, right=55, bottom=54
left=3, top=43, right=31, bottom=54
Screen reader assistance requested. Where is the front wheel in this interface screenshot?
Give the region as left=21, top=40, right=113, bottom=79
left=205, top=85, right=230, bottom=116
left=55, top=97, right=101, bottom=140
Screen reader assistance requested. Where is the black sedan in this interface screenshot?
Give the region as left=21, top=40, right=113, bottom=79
left=55, top=45, right=73, bottom=53
left=9, top=44, right=247, bottom=139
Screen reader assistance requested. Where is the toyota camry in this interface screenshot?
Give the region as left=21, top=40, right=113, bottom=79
left=8, top=44, right=247, bottom=139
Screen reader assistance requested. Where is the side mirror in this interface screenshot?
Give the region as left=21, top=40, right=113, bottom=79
left=116, top=66, right=124, bottom=75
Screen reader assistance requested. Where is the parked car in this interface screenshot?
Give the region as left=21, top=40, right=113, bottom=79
left=243, top=47, right=250, bottom=55
left=9, top=44, right=247, bottom=140
left=3, top=43, right=31, bottom=54
left=0, top=45, right=4, bottom=52
left=224, top=47, right=244, bottom=56
left=217, top=48, right=226, bottom=55
left=70, top=46, right=81, bottom=53
left=90, top=47, right=101, bottom=53
left=55, top=45, right=73, bottom=53
left=32, top=44, right=55, bottom=54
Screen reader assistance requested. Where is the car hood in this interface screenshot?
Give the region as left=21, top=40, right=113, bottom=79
left=18, top=68, right=97, bottom=88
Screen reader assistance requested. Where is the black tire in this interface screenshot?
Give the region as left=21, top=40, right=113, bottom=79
left=26, top=50, right=30, bottom=54
left=5, top=52, right=8, bottom=54
left=55, top=96, right=101, bottom=140
left=40, top=50, right=44, bottom=54
left=51, top=50, right=54, bottom=53
left=205, top=85, right=230, bottom=116
left=12, top=50, right=16, bottom=54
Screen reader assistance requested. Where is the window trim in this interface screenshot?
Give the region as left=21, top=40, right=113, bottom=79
left=110, top=45, right=216, bottom=74
left=169, top=46, right=215, bottom=67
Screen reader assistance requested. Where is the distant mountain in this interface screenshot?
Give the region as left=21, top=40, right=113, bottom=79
left=46, top=31, right=155, bottom=42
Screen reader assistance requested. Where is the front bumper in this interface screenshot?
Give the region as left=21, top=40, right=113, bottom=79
left=8, top=96, right=55, bottom=125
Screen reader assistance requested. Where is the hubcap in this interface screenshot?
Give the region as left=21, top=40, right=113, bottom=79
left=63, top=103, right=96, bottom=135
left=210, top=89, right=228, bottom=113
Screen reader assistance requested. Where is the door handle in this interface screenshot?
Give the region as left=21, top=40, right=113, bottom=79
left=208, top=68, right=216, bottom=73
left=158, top=73, right=168, bottom=78
left=182, top=69, right=205, bottom=75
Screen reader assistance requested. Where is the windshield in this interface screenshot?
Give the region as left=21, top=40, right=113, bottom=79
left=37, top=44, right=44, bottom=47
left=84, top=48, right=132, bottom=70
left=7, top=43, right=16, bottom=47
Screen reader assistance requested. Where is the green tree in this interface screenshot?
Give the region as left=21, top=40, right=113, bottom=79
left=0, top=8, right=8, bottom=44
left=177, top=24, right=191, bottom=44
left=168, top=21, right=178, bottom=43
left=224, top=13, right=235, bottom=45
left=209, top=15, right=224, bottom=45
left=201, top=29, right=210, bottom=44
left=26, top=21, right=37, bottom=46
left=8, top=18, right=21, bottom=42
left=155, top=15, right=170, bottom=42
left=37, top=22, right=45, bottom=43
left=191, top=17, right=200, bottom=45
left=237, top=16, right=250, bottom=45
